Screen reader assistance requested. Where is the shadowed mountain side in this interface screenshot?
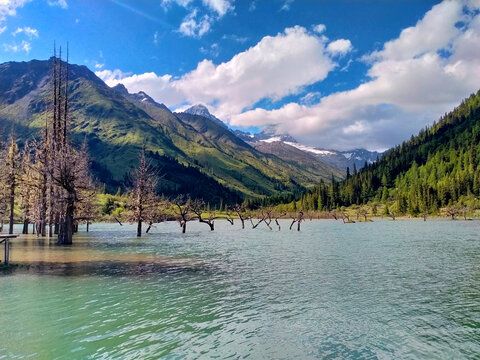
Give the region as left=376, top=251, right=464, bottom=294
left=250, top=141, right=345, bottom=179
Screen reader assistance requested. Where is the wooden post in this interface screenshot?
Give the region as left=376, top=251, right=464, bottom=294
left=5, top=238, right=9, bottom=265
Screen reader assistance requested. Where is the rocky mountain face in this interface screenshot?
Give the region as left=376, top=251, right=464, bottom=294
left=235, top=129, right=382, bottom=172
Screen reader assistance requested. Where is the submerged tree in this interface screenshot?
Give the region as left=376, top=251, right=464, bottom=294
left=5, top=133, right=21, bottom=234
left=126, top=147, right=158, bottom=237
left=173, top=195, right=195, bottom=233
left=191, top=199, right=216, bottom=231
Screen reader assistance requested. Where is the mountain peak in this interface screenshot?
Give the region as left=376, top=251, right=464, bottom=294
left=112, top=83, right=129, bottom=96
left=185, top=104, right=211, bottom=117
left=184, top=104, right=227, bottom=128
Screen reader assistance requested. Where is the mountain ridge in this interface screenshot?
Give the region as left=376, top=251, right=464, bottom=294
left=0, top=58, right=344, bottom=203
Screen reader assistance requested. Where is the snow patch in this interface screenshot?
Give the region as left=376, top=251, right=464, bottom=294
left=284, top=142, right=336, bottom=155
left=261, top=137, right=283, bottom=143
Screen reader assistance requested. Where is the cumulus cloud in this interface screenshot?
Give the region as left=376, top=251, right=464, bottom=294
left=163, top=0, right=233, bottom=37
left=326, top=39, right=352, bottom=56
left=98, top=25, right=336, bottom=119
left=12, top=26, right=38, bottom=38
left=0, top=0, right=31, bottom=25
left=230, top=0, right=480, bottom=150
left=201, top=0, right=232, bottom=16
left=179, top=9, right=211, bottom=37
left=312, top=24, right=326, bottom=34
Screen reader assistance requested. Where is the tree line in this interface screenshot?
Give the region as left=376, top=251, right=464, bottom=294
left=275, top=90, right=480, bottom=218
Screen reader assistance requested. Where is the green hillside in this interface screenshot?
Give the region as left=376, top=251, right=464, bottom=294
left=0, top=58, right=342, bottom=203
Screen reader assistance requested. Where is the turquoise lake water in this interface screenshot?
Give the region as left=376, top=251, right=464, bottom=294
left=1, top=219, right=480, bottom=359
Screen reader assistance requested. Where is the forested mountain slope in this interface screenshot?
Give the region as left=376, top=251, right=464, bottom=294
left=295, top=90, right=480, bottom=214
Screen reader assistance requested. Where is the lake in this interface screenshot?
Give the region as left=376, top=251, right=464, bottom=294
left=1, top=219, right=480, bottom=359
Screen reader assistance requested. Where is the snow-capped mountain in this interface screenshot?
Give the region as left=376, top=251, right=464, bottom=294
left=184, top=104, right=228, bottom=129
left=236, top=130, right=382, bottom=171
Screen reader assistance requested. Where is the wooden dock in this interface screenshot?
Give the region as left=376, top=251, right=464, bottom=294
left=1, top=235, right=18, bottom=266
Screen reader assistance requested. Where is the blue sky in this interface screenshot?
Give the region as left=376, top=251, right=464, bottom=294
left=1, top=0, right=480, bottom=151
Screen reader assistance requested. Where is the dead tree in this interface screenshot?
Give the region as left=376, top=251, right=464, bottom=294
left=274, top=211, right=286, bottom=230
left=444, top=205, right=459, bottom=220
left=5, top=133, right=21, bottom=234
left=173, top=196, right=195, bottom=233
left=225, top=208, right=235, bottom=225
left=341, top=211, right=355, bottom=224
left=191, top=199, right=216, bottom=231
left=289, top=211, right=304, bottom=231
left=233, top=204, right=247, bottom=229
left=330, top=210, right=339, bottom=220
left=359, top=206, right=369, bottom=222
left=126, top=147, right=158, bottom=237
left=250, top=211, right=267, bottom=229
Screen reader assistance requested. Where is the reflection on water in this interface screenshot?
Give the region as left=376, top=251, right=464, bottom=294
left=2, top=220, right=480, bottom=359
left=4, top=225, right=205, bottom=276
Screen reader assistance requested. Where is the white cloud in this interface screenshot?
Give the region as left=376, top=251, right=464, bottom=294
left=201, top=0, right=232, bottom=17
left=200, top=42, right=219, bottom=57
left=0, top=0, right=31, bottom=25
left=97, top=70, right=185, bottom=106
left=312, top=24, right=326, bottom=34
left=326, top=39, right=352, bottom=56
left=97, top=26, right=336, bottom=119
left=12, top=26, right=38, bottom=38
left=47, top=0, right=67, bottom=9
left=230, top=1, right=480, bottom=150
left=153, top=31, right=159, bottom=45
left=0, top=25, right=6, bottom=34
left=367, top=0, right=463, bottom=62
left=3, top=40, right=31, bottom=53
left=179, top=9, right=211, bottom=37
left=222, top=34, right=248, bottom=43
left=300, top=91, right=321, bottom=106
left=163, top=0, right=232, bottom=37
left=161, top=0, right=192, bottom=9
left=94, top=63, right=104, bottom=70
left=280, top=0, right=293, bottom=11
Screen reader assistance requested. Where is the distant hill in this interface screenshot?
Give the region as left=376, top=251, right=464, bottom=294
left=0, top=58, right=343, bottom=204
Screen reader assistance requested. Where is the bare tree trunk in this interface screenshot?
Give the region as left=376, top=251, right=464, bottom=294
left=22, top=219, right=28, bottom=234
left=8, top=181, right=14, bottom=234
left=86, top=221, right=90, bottom=232
left=54, top=216, right=59, bottom=234
left=146, top=222, right=153, bottom=233
left=182, top=221, right=186, bottom=233
left=58, top=194, right=74, bottom=245
left=137, top=219, right=142, bottom=237
left=40, top=173, right=47, bottom=237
